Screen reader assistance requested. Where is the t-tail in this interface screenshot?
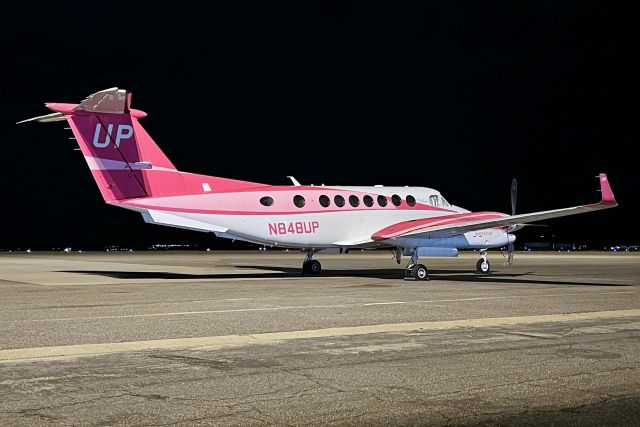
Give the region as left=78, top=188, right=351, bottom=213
left=18, top=87, right=266, bottom=202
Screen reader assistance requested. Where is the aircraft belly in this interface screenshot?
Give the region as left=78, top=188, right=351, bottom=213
left=391, top=230, right=510, bottom=249
left=138, top=208, right=512, bottom=250
left=167, top=210, right=450, bottom=248
left=391, top=235, right=471, bottom=249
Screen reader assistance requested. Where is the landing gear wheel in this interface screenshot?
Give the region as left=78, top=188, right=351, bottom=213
left=414, top=264, right=429, bottom=281
left=302, top=260, right=321, bottom=274
left=404, top=264, right=429, bottom=281
left=476, top=258, right=491, bottom=274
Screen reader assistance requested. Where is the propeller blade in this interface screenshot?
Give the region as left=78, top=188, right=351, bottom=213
left=505, top=178, right=518, bottom=267
left=511, top=178, right=518, bottom=216
left=507, top=242, right=514, bottom=266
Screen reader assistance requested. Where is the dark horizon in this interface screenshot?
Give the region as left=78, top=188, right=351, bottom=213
left=2, top=2, right=636, bottom=250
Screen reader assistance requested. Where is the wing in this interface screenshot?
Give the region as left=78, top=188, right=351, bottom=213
left=372, top=173, right=617, bottom=240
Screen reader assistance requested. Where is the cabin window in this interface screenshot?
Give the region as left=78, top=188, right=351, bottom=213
left=260, top=196, right=274, bottom=207
left=349, top=195, right=360, bottom=207
left=363, top=195, right=374, bottom=207
left=319, top=195, right=330, bottom=207
left=334, top=195, right=345, bottom=207
left=406, top=195, right=416, bottom=207
left=391, top=194, right=402, bottom=206
left=293, top=195, right=305, bottom=208
left=429, top=195, right=439, bottom=206
left=377, top=195, right=388, bottom=207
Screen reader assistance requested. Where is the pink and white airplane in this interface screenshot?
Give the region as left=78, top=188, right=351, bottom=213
left=19, top=88, right=618, bottom=280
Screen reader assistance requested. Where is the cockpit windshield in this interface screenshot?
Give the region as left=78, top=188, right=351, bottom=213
left=428, top=195, right=451, bottom=207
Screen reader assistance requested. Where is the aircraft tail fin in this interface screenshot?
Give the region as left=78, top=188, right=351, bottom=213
left=19, top=88, right=266, bottom=202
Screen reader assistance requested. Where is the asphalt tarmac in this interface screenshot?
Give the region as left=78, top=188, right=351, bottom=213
left=0, top=251, right=638, bottom=426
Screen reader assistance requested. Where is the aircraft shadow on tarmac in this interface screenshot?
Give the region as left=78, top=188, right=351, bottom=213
left=59, top=267, right=630, bottom=287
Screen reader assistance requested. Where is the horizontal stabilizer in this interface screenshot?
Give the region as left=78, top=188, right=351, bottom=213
left=16, top=112, right=66, bottom=124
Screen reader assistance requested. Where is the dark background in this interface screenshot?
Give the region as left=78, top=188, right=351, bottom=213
left=1, top=1, right=637, bottom=250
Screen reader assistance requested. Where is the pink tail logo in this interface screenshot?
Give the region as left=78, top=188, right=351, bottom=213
left=92, top=123, right=133, bottom=148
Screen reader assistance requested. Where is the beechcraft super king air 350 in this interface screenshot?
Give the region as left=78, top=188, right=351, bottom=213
left=19, top=88, right=618, bottom=280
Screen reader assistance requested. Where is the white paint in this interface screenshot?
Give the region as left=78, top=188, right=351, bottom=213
left=1, top=309, right=638, bottom=363
left=114, top=124, right=133, bottom=147
left=92, top=123, right=133, bottom=148
left=92, top=123, right=112, bottom=148
left=363, top=302, right=408, bottom=306
left=84, top=156, right=175, bottom=172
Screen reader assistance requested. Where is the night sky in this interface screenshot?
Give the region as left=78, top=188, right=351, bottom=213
left=1, top=2, right=637, bottom=250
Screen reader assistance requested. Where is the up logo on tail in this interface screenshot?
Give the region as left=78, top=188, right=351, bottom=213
left=92, top=123, right=133, bottom=148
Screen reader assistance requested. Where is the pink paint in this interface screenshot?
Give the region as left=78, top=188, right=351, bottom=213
left=116, top=186, right=456, bottom=214
left=44, top=103, right=76, bottom=113
left=597, top=173, right=616, bottom=205
left=267, top=222, right=319, bottom=235
left=119, top=195, right=455, bottom=215
left=49, top=100, right=266, bottom=202
left=371, top=212, right=507, bottom=240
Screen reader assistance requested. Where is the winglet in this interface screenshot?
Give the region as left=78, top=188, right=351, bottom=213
left=598, top=173, right=617, bottom=206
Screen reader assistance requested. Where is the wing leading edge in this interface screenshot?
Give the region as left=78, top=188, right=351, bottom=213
left=372, top=173, right=617, bottom=241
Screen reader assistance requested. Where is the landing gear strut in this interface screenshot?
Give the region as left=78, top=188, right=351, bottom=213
left=475, top=250, right=491, bottom=274
left=404, top=249, right=429, bottom=281
left=302, top=249, right=321, bottom=274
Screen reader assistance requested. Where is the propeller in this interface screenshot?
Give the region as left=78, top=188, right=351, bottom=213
left=511, top=178, right=517, bottom=216
left=506, top=178, right=517, bottom=266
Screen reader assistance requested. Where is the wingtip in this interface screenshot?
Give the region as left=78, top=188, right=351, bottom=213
left=598, top=173, right=617, bottom=205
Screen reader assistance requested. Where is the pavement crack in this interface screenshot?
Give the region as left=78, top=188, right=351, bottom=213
left=5, top=393, right=128, bottom=418
left=285, top=369, right=347, bottom=394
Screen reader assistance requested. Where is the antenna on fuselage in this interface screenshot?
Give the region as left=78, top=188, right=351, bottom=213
left=287, top=176, right=302, bottom=186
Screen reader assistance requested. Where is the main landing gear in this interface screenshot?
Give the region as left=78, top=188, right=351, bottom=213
left=404, top=250, right=429, bottom=281
left=302, top=249, right=321, bottom=274
left=475, top=250, right=491, bottom=274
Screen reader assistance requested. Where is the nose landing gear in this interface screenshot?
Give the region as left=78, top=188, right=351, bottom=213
left=475, top=250, right=491, bottom=274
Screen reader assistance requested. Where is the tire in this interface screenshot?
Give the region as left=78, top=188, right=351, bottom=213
left=415, top=264, right=429, bottom=281
left=476, top=258, right=491, bottom=273
left=302, top=261, right=311, bottom=274
left=309, top=260, right=321, bottom=274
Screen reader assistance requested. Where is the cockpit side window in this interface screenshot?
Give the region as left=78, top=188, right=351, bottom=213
left=428, top=195, right=439, bottom=206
